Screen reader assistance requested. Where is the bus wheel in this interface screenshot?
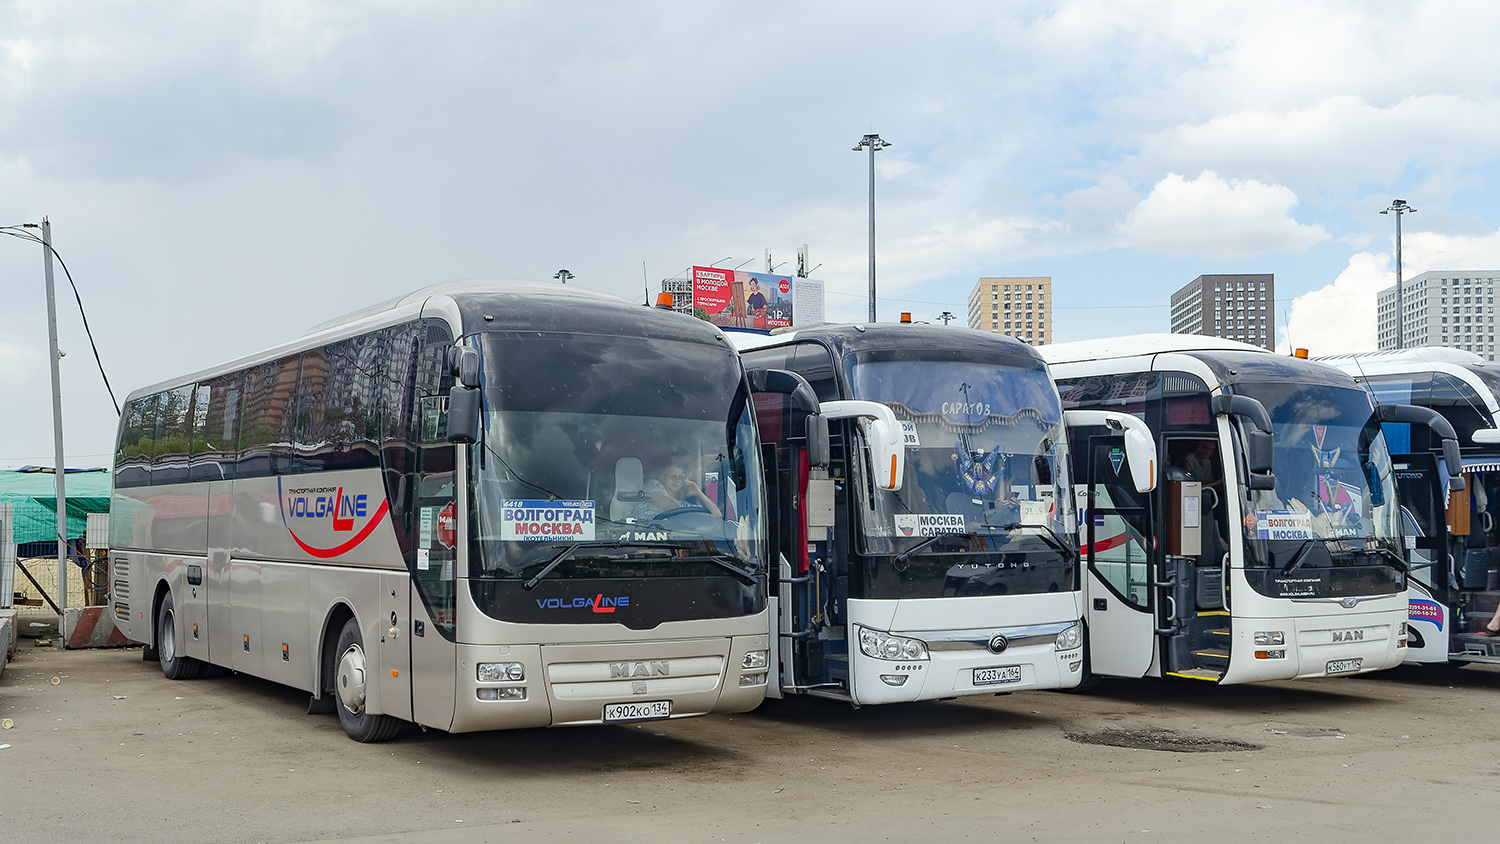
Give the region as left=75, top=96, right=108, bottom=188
left=333, top=618, right=401, bottom=743
left=157, top=593, right=204, bottom=681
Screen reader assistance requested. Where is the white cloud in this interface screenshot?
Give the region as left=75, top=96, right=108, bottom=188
left=1117, top=170, right=1329, bottom=259
left=1278, top=225, right=1500, bottom=356
left=1277, top=252, right=1387, bottom=356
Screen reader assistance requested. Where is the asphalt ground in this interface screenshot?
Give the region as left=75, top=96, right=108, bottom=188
left=2, top=643, right=1498, bottom=843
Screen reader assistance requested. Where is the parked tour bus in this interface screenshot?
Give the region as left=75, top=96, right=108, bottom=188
left=110, top=280, right=780, bottom=741
left=733, top=324, right=1155, bottom=705
left=1321, top=347, right=1500, bottom=666
left=1039, top=335, right=1462, bottom=685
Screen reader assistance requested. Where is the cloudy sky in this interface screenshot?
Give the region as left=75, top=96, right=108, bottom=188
left=4, top=0, right=1500, bottom=469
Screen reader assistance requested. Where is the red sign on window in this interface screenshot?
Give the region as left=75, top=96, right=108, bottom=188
left=437, top=502, right=456, bottom=549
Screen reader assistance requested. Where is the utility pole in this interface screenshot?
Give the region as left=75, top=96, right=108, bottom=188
left=938, top=311, right=956, bottom=326
left=41, top=218, right=68, bottom=612
left=553, top=268, right=574, bottom=285
left=1381, top=199, right=1416, bottom=350
left=853, top=134, right=891, bottom=322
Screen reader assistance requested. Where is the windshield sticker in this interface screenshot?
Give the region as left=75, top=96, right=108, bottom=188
left=416, top=548, right=430, bottom=571
left=894, top=513, right=966, bottom=537
left=1255, top=509, right=1313, bottom=540
left=955, top=442, right=1005, bottom=495
left=1408, top=598, right=1443, bottom=631
left=900, top=420, right=921, bottom=448
left=419, top=506, right=434, bottom=548
left=1019, top=500, right=1049, bottom=526
left=502, top=499, right=596, bottom=542
left=1109, top=447, right=1124, bottom=475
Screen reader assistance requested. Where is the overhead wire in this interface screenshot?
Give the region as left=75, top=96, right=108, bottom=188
left=0, top=224, right=120, bottom=415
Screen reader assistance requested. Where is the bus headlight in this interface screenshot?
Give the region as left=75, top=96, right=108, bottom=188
left=477, top=662, right=525, bottom=682
left=742, top=650, right=769, bottom=670
left=1253, top=631, right=1285, bottom=646
left=1054, top=623, right=1082, bottom=651
left=858, top=627, right=929, bottom=661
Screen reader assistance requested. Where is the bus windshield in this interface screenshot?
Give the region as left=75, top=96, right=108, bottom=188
left=1231, top=380, right=1403, bottom=597
left=846, top=349, right=1077, bottom=599
left=468, top=332, right=765, bottom=621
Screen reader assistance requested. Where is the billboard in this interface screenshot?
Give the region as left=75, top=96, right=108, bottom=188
left=692, top=266, right=824, bottom=331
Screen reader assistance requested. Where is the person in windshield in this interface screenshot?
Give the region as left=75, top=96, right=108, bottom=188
left=635, top=460, right=723, bottom=520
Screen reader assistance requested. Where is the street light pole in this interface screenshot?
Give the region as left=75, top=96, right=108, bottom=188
left=40, top=218, right=68, bottom=612
left=1381, top=199, right=1416, bottom=350
left=553, top=268, right=574, bottom=285
left=853, top=134, right=891, bottom=322
left=937, top=311, right=956, bottom=326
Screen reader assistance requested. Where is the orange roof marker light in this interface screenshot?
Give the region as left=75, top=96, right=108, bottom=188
left=1293, top=348, right=1309, bottom=359
left=655, top=292, right=676, bottom=310
left=899, top=312, right=912, bottom=323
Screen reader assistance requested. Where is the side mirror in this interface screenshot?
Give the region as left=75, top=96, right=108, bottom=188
left=1375, top=404, right=1465, bottom=491
left=1247, top=472, right=1276, bottom=491
left=820, top=400, right=905, bottom=492
left=1472, top=428, right=1500, bottom=446
left=1246, top=430, right=1274, bottom=475
left=447, top=386, right=481, bottom=444
left=1063, top=409, right=1158, bottom=494
left=450, top=346, right=481, bottom=389
left=807, top=413, right=830, bottom=470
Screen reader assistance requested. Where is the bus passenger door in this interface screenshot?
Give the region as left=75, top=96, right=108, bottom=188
left=1394, top=452, right=1454, bottom=662
left=408, top=437, right=458, bottom=730
left=1083, top=435, right=1157, bottom=679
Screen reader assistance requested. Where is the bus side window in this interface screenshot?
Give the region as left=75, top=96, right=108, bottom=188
left=115, top=394, right=162, bottom=488
left=792, top=343, right=840, bottom=402
left=413, top=320, right=458, bottom=639
left=189, top=373, right=242, bottom=482
left=237, top=354, right=301, bottom=479
left=152, top=385, right=196, bottom=485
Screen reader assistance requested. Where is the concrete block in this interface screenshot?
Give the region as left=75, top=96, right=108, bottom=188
left=0, top=612, right=12, bottom=677
left=62, top=606, right=130, bottom=649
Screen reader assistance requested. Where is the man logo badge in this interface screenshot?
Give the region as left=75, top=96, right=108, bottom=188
left=632, top=682, right=648, bottom=695
left=987, top=634, right=1009, bottom=654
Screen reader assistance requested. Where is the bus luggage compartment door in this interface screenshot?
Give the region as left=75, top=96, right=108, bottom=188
left=1082, top=435, right=1156, bottom=679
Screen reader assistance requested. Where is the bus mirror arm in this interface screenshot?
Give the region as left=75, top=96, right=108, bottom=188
left=447, top=385, right=481, bottom=445
left=1063, top=410, right=1157, bottom=494
left=820, top=400, right=905, bottom=492
left=1212, top=394, right=1276, bottom=480
left=1374, top=404, right=1465, bottom=491
left=746, top=369, right=819, bottom=414
left=1211, top=394, right=1273, bottom=434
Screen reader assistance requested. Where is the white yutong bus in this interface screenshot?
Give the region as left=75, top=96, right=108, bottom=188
left=1321, top=347, right=1500, bottom=666
left=1041, top=335, right=1463, bottom=685
left=734, top=325, right=1154, bottom=704
left=110, top=280, right=779, bottom=741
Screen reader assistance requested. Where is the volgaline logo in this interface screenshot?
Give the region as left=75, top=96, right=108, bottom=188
left=1331, top=629, right=1365, bottom=643
left=610, top=661, right=669, bottom=678
left=279, top=479, right=390, bottom=559
left=535, top=593, right=629, bottom=613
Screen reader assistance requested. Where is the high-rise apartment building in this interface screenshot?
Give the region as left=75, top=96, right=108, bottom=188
left=1169, top=273, right=1274, bottom=350
left=968, top=277, right=1051, bottom=346
left=1377, top=270, right=1498, bottom=360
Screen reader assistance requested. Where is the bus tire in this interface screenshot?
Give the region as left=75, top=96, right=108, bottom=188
left=333, top=618, right=401, bottom=743
left=157, top=592, right=204, bottom=681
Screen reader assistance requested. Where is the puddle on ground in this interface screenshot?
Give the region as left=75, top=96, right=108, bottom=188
left=1066, top=728, right=1263, bottom=753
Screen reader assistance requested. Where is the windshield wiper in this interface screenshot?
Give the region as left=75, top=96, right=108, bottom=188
left=674, top=554, right=760, bottom=585
left=894, top=533, right=964, bottom=566
left=1353, top=545, right=1409, bottom=574
left=522, top=541, right=637, bottom=590
left=992, top=523, right=1076, bottom=556
left=1280, top=539, right=1318, bottom=575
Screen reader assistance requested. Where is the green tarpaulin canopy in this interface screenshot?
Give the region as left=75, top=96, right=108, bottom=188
left=0, top=470, right=111, bottom=545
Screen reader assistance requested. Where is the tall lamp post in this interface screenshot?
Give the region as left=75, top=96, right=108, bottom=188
left=553, top=268, right=574, bottom=285
left=937, top=311, right=956, bottom=326
left=853, top=134, right=891, bottom=322
left=1381, top=199, right=1416, bottom=350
